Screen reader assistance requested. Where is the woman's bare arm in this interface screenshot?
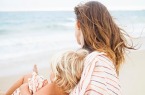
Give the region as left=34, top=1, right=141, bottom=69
left=33, top=83, right=58, bottom=95
left=19, top=83, right=57, bottom=95
left=5, top=77, right=24, bottom=95
left=6, top=65, right=37, bottom=95
left=5, top=73, right=32, bottom=95
left=19, top=83, right=67, bottom=95
left=19, top=83, right=32, bottom=95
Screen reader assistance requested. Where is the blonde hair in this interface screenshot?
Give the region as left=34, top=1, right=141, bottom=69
left=50, top=49, right=88, bottom=93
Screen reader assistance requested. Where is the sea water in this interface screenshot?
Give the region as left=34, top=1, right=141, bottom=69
left=0, top=11, right=145, bottom=76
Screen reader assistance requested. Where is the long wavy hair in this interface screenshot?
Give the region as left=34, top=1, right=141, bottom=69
left=74, top=1, right=134, bottom=74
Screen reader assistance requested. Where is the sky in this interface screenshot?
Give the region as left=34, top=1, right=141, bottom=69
left=0, top=0, right=145, bottom=11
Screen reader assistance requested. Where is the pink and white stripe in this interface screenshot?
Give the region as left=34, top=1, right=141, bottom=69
left=70, top=51, right=122, bottom=95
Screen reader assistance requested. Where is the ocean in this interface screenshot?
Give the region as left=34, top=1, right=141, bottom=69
left=0, top=11, right=145, bottom=77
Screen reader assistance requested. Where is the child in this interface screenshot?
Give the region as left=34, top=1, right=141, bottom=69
left=6, top=49, right=88, bottom=95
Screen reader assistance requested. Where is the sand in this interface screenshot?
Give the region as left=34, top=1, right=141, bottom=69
left=0, top=38, right=145, bottom=95
left=120, top=50, right=145, bottom=95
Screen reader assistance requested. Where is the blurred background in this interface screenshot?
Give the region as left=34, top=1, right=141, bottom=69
left=0, top=0, right=145, bottom=94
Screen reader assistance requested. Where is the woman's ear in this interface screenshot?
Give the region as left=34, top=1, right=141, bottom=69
left=76, top=20, right=80, bottom=29
left=80, top=30, right=84, bottom=48
left=75, top=20, right=84, bottom=47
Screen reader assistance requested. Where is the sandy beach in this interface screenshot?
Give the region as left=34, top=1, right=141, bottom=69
left=0, top=37, right=145, bottom=95
left=120, top=50, right=145, bottom=95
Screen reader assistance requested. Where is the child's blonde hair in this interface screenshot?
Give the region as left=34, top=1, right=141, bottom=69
left=50, top=49, right=88, bottom=93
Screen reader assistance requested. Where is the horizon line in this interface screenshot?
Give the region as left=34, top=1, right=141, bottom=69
left=0, top=8, right=145, bottom=12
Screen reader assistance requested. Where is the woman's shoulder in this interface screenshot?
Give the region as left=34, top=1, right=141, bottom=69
left=84, top=51, right=104, bottom=62
left=84, top=51, right=115, bottom=69
left=85, top=51, right=106, bottom=61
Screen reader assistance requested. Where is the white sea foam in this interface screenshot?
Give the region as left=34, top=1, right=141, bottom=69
left=0, top=11, right=145, bottom=77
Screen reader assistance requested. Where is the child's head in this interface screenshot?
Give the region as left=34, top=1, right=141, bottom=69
left=50, top=49, right=88, bottom=93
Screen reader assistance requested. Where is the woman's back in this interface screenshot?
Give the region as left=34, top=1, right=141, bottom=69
left=70, top=51, right=122, bottom=95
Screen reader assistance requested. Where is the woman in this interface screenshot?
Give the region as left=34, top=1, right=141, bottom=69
left=70, top=1, right=133, bottom=95
left=6, top=1, right=133, bottom=95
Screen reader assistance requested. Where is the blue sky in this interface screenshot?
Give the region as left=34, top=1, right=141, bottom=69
left=0, top=0, right=145, bottom=11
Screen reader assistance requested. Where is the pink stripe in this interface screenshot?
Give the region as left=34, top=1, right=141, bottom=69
left=89, top=83, right=107, bottom=92
left=98, top=56, right=115, bottom=69
left=91, top=74, right=120, bottom=89
left=85, top=89, right=103, bottom=95
left=93, top=70, right=118, bottom=79
left=96, top=65, right=112, bottom=70
left=81, top=55, right=98, bottom=89
left=106, top=82, right=120, bottom=90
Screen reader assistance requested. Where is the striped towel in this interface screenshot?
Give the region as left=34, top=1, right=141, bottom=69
left=70, top=51, right=122, bottom=95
